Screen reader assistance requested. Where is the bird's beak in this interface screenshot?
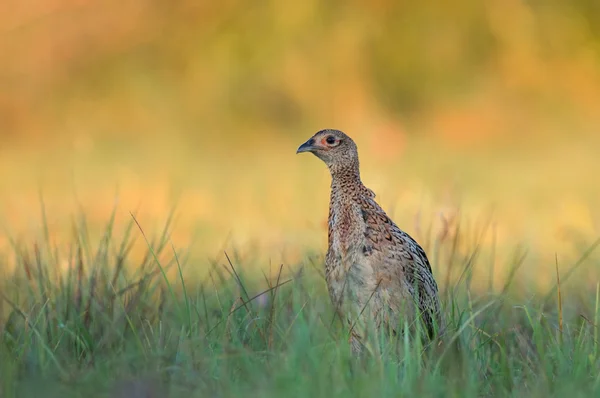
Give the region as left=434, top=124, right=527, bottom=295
left=296, top=138, right=316, bottom=154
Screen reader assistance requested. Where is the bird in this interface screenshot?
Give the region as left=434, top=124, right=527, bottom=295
left=296, top=129, right=443, bottom=355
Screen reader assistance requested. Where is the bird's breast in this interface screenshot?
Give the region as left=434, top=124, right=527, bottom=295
left=326, top=203, right=377, bottom=310
left=328, top=201, right=365, bottom=255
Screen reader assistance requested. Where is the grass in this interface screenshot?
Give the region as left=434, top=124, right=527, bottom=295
left=1, top=205, right=599, bottom=398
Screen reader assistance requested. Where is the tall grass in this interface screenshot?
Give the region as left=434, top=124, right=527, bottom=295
left=0, top=205, right=599, bottom=397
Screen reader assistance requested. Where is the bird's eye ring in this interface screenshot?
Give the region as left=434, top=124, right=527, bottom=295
left=325, top=136, right=337, bottom=145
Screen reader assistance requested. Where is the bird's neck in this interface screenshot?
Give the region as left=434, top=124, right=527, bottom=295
left=329, top=165, right=363, bottom=196
left=329, top=160, right=361, bottom=180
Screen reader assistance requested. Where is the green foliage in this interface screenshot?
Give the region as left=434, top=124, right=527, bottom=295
left=0, top=210, right=599, bottom=398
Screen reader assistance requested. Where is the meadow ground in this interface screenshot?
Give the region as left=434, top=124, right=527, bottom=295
left=0, top=194, right=599, bottom=397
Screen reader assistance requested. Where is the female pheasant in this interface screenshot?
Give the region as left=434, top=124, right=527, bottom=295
left=297, top=129, right=442, bottom=354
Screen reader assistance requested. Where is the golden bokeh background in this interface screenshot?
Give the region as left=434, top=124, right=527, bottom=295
left=1, top=1, right=599, bottom=288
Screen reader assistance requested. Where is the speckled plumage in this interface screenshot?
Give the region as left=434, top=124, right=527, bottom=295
left=297, top=129, right=442, bottom=354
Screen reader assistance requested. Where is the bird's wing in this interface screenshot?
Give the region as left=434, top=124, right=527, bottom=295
left=359, top=194, right=435, bottom=281
left=359, top=194, right=442, bottom=336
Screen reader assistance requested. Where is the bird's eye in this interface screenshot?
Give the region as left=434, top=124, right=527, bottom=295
left=326, top=136, right=337, bottom=145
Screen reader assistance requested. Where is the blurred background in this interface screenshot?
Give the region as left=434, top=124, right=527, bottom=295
left=1, top=0, right=599, bottom=288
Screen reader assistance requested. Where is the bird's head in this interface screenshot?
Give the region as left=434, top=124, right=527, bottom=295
left=296, top=129, right=359, bottom=175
